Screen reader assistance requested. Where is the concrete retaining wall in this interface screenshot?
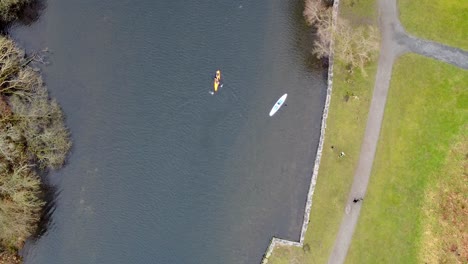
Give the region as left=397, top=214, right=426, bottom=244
left=261, top=0, right=340, bottom=262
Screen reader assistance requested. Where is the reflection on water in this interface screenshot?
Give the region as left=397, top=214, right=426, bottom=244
left=12, top=0, right=326, bottom=263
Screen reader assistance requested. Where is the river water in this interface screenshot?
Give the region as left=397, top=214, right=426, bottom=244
left=11, top=0, right=326, bottom=263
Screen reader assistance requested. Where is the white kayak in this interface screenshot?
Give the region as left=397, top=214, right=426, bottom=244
left=269, top=93, right=287, bottom=116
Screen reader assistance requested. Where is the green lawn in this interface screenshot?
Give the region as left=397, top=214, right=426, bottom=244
left=266, top=1, right=379, bottom=262
left=398, top=0, right=468, bottom=50
left=340, top=0, right=378, bottom=25
left=346, top=54, right=468, bottom=263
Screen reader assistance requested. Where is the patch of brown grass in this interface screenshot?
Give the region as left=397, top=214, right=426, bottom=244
left=420, top=131, right=468, bottom=263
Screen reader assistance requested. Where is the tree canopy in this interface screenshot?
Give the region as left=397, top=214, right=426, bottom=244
left=0, top=36, right=71, bottom=256
left=0, top=0, right=31, bottom=23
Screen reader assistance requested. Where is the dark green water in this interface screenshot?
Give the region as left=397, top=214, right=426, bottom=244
left=11, top=0, right=326, bottom=263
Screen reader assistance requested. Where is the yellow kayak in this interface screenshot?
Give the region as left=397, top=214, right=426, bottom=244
left=213, top=70, right=221, bottom=93
left=214, top=79, right=220, bottom=92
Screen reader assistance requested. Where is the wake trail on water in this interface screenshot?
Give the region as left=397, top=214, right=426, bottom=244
left=171, top=89, right=208, bottom=110
left=225, top=85, right=248, bottom=119
left=171, top=84, right=248, bottom=120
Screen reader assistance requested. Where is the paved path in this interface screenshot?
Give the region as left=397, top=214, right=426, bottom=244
left=398, top=34, right=468, bottom=69
left=328, top=0, right=468, bottom=263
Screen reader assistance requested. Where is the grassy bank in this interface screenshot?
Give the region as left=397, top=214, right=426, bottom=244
left=346, top=54, right=468, bottom=263
left=266, top=0, right=379, bottom=262
left=398, top=0, right=468, bottom=50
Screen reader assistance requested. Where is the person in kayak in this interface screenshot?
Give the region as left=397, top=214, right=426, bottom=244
left=213, top=70, right=222, bottom=93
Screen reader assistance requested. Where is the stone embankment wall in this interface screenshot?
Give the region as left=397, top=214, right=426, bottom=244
left=261, top=0, right=340, bottom=262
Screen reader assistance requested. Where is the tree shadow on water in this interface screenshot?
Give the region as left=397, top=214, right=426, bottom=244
left=19, top=179, right=59, bottom=259
left=289, top=0, right=329, bottom=81
left=18, top=0, right=46, bottom=26
left=18, top=184, right=59, bottom=259
left=36, top=182, right=59, bottom=238
left=23, top=178, right=60, bottom=253
left=0, top=0, right=46, bottom=33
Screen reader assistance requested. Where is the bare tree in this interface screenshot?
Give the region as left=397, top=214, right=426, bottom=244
left=303, top=0, right=379, bottom=74
left=334, top=19, right=379, bottom=75
left=0, top=38, right=42, bottom=101
left=11, top=95, right=71, bottom=169
left=0, top=36, right=71, bottom=256
left=0, top=37, right=71, bottom=170
left=0, top=122, right=25, bottom=163
left=303, top=0, right=328, bottom=26
left=0, top=164, right=43, bottom=250
left=311, top=8, right=333, bottom=59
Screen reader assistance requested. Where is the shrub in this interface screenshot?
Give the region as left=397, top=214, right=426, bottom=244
left=0, top=164, right=44, bottom=250
left=0, top=0, right=31, bottom=23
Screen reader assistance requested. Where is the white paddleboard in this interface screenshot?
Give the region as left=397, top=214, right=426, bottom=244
left=269, top=93, right=287, bottom=116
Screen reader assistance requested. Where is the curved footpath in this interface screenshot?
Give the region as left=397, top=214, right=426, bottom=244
left=328, top=0, right=468, bottom=263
